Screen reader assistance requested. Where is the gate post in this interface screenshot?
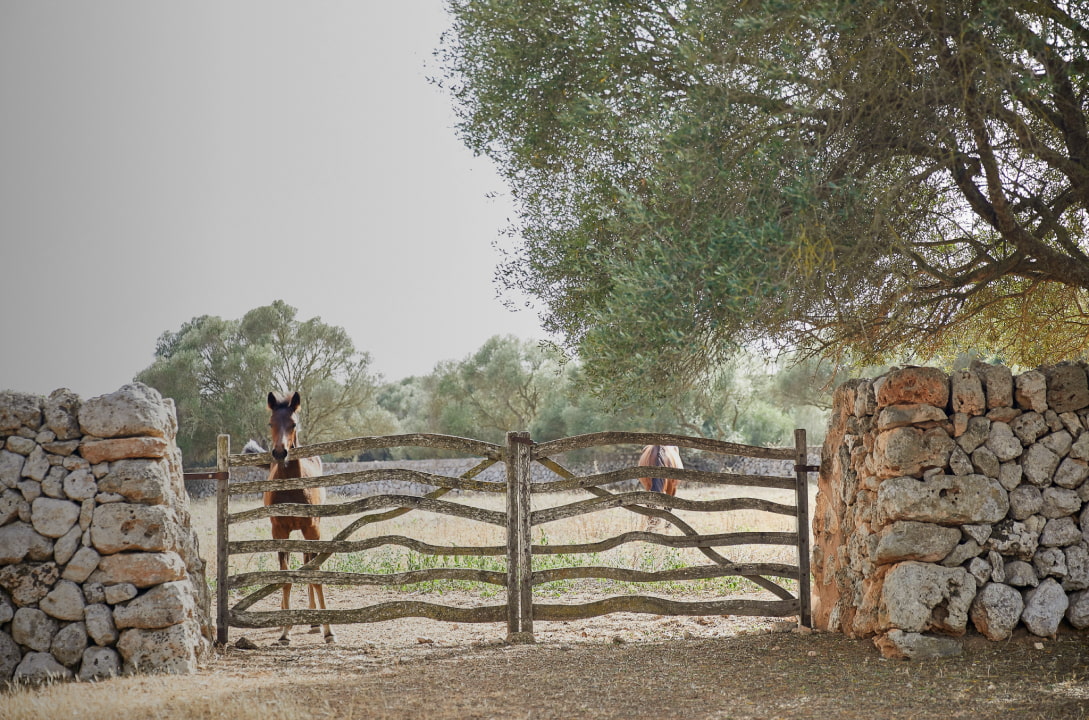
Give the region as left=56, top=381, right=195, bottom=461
left=216, top=434, right=230, bottom=645
left=505, top=431, right=534, bottom=643
left=794, top=428, right=813, bottom=628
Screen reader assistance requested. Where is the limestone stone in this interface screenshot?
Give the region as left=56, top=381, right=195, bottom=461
left=79, top=383, right=175, bottom=440
left=1064, top=543, right=1089, bottom=591
left=873, top=630, right=962, bottom=660
left=113, top=581, right=196, bottom=630
left=79, top=645, right=122, bottom=681
left=876, top=367, right=950, bottom=409
left=0, top=488, right=25, bottom=525
left=1043, top=430, right=1074, bottom=457
left=91, top=551, right=186, bottom=588
left=62, top=546, right=101, bottom=583
left=13, top=651, right=73, bottom=683
left=41, top=466, right=66, bottom=499
left=0, top=562, right=60, bottom=605
left=1068, top=589, right=1089, bottom=629
left=1015, top=370, right=1048, bottom=412
left=96, top=458, right=171, bottom=505
left=0, top=630, right=20, bottom=682
left=948, top=446, right=973, bottom=475
left=1064, top=412, right=1088, bottom=437
left=12, top=607, right=60, bottom=651
left=970, top=582, right=1024, bottom=640
left=0, top=590, right=13, bottom=623
left=1042, top=487, right=1081, bottom=518
left=80, top=437, right=171, bottom=465
left=941, top=540, right=983, bottom=567
left=966, top=556, right=992, bottom=585
left=951, top=370, right=985, bottom=415
left=1044, top=363, right=1089, bottom=413
left=1041, top=517, right=1082, bottom=547
left=1011, top=412, right=1048, bottom=444
left=0, top=523, right=54, bottom=564
left=1055, top=457, right=1089, bottom=489
left=986, top=520, right=1040, bottom=561
left=998, top=462, right=1024, bottom=491
left=854, top=380, right=876, bottom=417
left=963, top=524, right=992, bottom=544
left=1022, top=444, right=1061, bottom=486
left=1010, top=485, right=1043, bottom=521
left=39, top=580, right=86, bottom=621
left=62, top=468, right=97, bottom=501
left=117, top=620, right=202, bottom=675
left=0, top=391, right=43, bottom=433
left=1072, top=432, right=1089, bottom=460
left=84, top=603, right=119, bottom=646
left=51, top=622, right=88, bottom=667
left=90, top=503, right=174, bottom=554
left=43, top=389, right=82, bottom=441
left=104, top=583, right=139, bottom=604
left=1021, top=577, right=1069, bottom=637
left=986, top=423, right=1023, bottom=462
left=877, top=474, right=1009, bottom=526
left=875, top=403, right=948, bottom=431
left=880, top=562, right=975, bottom=634
left=22, top=446, right=50, bottom=482
left=6, top=436, right=36, bottom=455
left=957, top=416, right=991, bottom=454
left=30, top=497, right=80, bottom=538
left=971, top=446, right=1000, bottom=478
left=873, top=427, right=953, bottom=479
left=989, top=550, right=1006, bottom=583
left=0, top=449, right=25, bottom=488
left=53, top=524, right=82, bottom=565
left=874, top=521, right=961, bottom=564
left=1034, top=547, right=1067, bottom=579
left=973, top=362, right=1014, bottom=409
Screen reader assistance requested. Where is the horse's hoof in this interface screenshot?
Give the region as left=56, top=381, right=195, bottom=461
left=276, top=637, right=291, bottom=646
left=308, top=626, right=322, bottom=634
left=324, top=635, right=337, bottom=645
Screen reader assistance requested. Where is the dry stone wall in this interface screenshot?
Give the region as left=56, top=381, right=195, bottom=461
left=813, top=362, right=1089, bottom=658
left=0, top=384, right=211, bottom=683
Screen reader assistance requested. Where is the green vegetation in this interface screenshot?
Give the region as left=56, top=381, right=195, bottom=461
left=439, top=0, right=1089, bottom=404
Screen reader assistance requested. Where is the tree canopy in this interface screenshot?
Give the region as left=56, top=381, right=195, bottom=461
left=439, top=0, right=1089, bottom=401
left=136, top=301, right=393, bottom=463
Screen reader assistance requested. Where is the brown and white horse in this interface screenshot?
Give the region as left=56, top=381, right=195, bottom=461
left=637, top=444, right=683, bottom=531
left=258, top=391, right=335, bottom=645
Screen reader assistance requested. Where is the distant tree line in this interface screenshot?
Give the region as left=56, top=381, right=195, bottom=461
left=137, top=302, right=838, bottom=465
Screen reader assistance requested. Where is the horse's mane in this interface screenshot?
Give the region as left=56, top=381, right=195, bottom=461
left=243, top=440, right=265, bottom=454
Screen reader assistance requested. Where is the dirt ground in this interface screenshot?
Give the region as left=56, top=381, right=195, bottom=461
left=202, top=587, right=1089, bottom=720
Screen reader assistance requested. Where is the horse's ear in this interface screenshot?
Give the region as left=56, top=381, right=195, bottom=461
left=290, top=391, right=302, bottom=412
left=267, top=392, right=278, bottom=410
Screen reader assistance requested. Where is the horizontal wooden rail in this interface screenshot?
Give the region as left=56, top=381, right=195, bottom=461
left=232, top=601, right=509, bottom=628
left=532, top=492, right=797, bottom=525
left=531, top=530, right=799, bottom=555
left=532, top=466, right=796, bottom=493
left=532, top=563, right=799, bottom=585
left=229, top=535, right=507, bottom=557
left=228, top=568, right=507, bottom=590
left=534, top=431, right=795, bottom=461
left=229, top=433, right=503, bottom=467
left=228, top=467, right=506, bottom=496
left=229, top=494, right=507, bottom=526
left=532, top=596, right=799, bottom=621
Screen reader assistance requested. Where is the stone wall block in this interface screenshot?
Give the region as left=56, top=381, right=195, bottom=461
left=84, top=603, right=119, bottom=646
left=0, top=523, right=53, bottom=564
left=113, top=581, right=196, bottom=630
left=78, top=383, right=175, bottom=441
left=116, top=620, right=201, bottom=675
left=80, top=437, right=171, bottom=466
left=13, top=652, right=72, bottom=682
left=0, top=562, right=60, bottom=605
left=1022, top=444, right=1060, bottom=486
left=972, top=362, right=1014, bottom=409
left=39, top=579, right=86, bottom=621
left=30, top=497, right=80, bottom=538
left=91, top=551, right=186, bottom=588
left=0, top=631, right=20, bottom=682
left=1068, top=590, right=1089, bottom=629
left=876, top=367, right=950, bottom=409
left=880, top=562, right=975, bottom=635
left=79, top=645, right=121, bottom=681
left=0, top=392, right=43, bottom=434
left=62, top=546, right=101, bottom=583
left=12, top=607, right=59, bottom=651
left=874, top=521, right=961, bottom=564
left=1015, top=371, right=1048, bottom=412
left=44, top=389, right=82, bottom=441
left=51, top=621, right=88, bottom=667
left=969, top=582, right=1024, bottom=640
left=951, top=370, right=986, bottom=415
left=90, top=503, right=173, bottom=554
left=96, top=458, right=171, bottom=505
left=1011, top=412, right=1048, bottom=444
left=1044, top=363, right=1089, bottom=414
left=985, top=423, right=1023, bottom=462
left=877, top=474, right=1009, bottom=526
left=1021, top=578, right=1069, bottom=637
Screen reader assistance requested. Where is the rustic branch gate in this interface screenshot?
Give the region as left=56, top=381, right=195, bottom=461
left=211, top=430, right=813, bottom=645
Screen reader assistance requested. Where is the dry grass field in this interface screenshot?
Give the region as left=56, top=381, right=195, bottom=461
left=6, top=482, right=1089, bottom=719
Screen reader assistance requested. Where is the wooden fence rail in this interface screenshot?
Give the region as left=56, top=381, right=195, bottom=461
left=205, top=429, right=814, bottom=645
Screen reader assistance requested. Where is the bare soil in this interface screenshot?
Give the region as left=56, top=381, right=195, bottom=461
left=202, top=587, right=1089, bottom=720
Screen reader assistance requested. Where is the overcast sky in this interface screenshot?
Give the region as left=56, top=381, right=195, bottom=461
left=0, top=1, right=545, bottom=399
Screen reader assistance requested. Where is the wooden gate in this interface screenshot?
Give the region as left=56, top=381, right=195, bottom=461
left=210, top=430, right=814, bottom=645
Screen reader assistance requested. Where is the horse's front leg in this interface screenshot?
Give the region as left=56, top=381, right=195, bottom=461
left=303, top=547, right=335, bottom=643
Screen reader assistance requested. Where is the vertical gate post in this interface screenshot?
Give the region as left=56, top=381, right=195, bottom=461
left=216, top=434, right=230, bottom=645
left=794, top=428, right=813, bottom=628
left=505, top=431, right=534, bottom=643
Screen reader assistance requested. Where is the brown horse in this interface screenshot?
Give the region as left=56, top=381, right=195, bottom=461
left=637, top=444, right=683, bottom=531
left=261, top=391, right=334, bottom=645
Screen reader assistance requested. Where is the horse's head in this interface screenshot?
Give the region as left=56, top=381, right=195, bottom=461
left=267, top=391, right=302, bottom=466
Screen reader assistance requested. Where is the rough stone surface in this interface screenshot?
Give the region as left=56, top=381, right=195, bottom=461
left=84, top=603, right=119, bottom=646
left=80, top=437, right=172, bottom=466
left=116, top=620, right=202, bottom=675
left=1021, top=578, right=1069, bottom=637
left=1044, top=363, right=1089, bottom=414
left=1015, top=371, right=1048, bottom=412
left=12, top=607, right=60, bottom=652
left=113, top=581, right=197, bottom=630
left=51, top=621, right=88, bottom=667
left=874, top=521, right=962, bottom=563
left=14, top=651, right=73, bottom=683
left=44, top=389, right=82, bottom=441
left=78, top=383, right=175, bottom=440
left=30, top=497, right=81, bottom=538
left=1023, top=444, right=1061, bottom=486
left=0, top=523, right=54, bottom=564
left=880, top=562, right=975, bottom=634
left=0, top=630, right=21, bottom=681
left=90, top=503, right=174, bottom=554
left=969, top=582, right=1024, bottom=640
left=39, top=579, right=86, bottom=621
left=1068, top=589, right=1089, bottom=629
left=974, top=362, right=1013, bottom=409
left=0, top=562, right=60, bottom=605
left=78, top=645, right=121, bottom=681
left=873, top=629, right=962, bottom=660
left=951, top=370, right=986, bottom=416
left=0, top=391, right=43, bottom=434
left=876, top=367, right=950, bottom=409
left=876, top=474, right=1009, bottom=526
left=96, top=458, right=172, bottom=505
left=91, top=551, right=186, bottom=588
